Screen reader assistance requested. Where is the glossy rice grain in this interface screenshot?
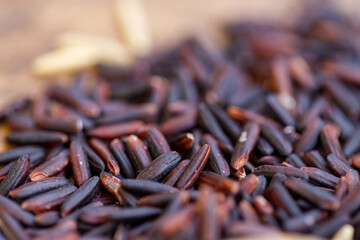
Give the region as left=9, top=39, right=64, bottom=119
left=6, top=130, right=68, bottom=145
left=231, top=122, right=260, bottom=170
left=0, top=155, right=30, bottom=196
left=137, top=151, right=181, bottom=181
left=21, top=185, right=77, bottom=212
left=29, top=149, right=70, bottom=181
left=90, top=138, right=120, bottom=176
left=175, top=144, right=210, bottom=189
left=9, top=177, right=70, bottom=200
left=124, top=135, right=152, bottom=171
left=61, top=176, right=100, bottom=216
left=69, top=139, right=91, bottom=186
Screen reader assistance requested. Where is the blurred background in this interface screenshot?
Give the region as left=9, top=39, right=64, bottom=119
left=0, top=0, right=358, bottom=107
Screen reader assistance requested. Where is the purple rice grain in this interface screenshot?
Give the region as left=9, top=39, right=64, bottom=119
left=34, top=211, right=60, bottom=227
left=9, top=177, right=70, bottom=200
left=226, top=221, right=280, bottom=237
left=165, top=101, right=193, bottom=118
left=198, top=103, right=232, bottom=145
left=197, top=186, right=220, bottom=240
left=345, top=169, right=360, bottom=194
left=335, top=176, right=348, bottom=199
left=288, top=55, right=317, bottom=90
left=260, top=124, right=292, bottom=155
left=202, top=134, right=230, bottom=176
left=77, top=137, right=105, bottom=173
left=60, top=201, right=103, bottom=223
left=96, top=103, right=156, bottom=125
left=162, top=159, right=190, bottom=186
left=160, top=109, right=197, bottom=136
left=60, top=176, right=100, bottom=216
left=231, top=167, right=247, bottom=180
left=251, top=175, right=267, bottom=197
left=254, top=165, right=309, bottom=180
left=0, top=155, right=30, bottom=196
left=302, top=150, right=329, bottom=172
left=268, top=173, right=287, bottom=188
left=326, top=153, right=351, bottom=176
left=256, top=137, right=275, bottom=156
left=324, top=105, right=355, bottom=139
left=84, top=221, right=118, bottom=237
left=227, top=105, right=281, bottom=128
left=231, top=122, right=260, bottom=170
left=301, top=167, right=339, bottom=188
left=116, top=187, right=138, bottom=207
left=284, top=178, right=340, bottom=211
left=323, top=78, right=360, bottom=118
left=175, top=144, right=210, bottom=189
left=34, top=219, right=78, bottom=240
left=285, top=154, right=306, bottom=168
left=238, top=174, right=259, bottom=194
left=124, top=134, right=152, bottom=172
left=179, top=45, right=210, bottom=87
left=0, top=145, right=43, bottom=164
left=29, top=149, right=70, bottom=181
left=110, top=81, right=150, bottom=99
left=157, top=205, right=196, bottom=238
left=343, top=127, right=360, bottom=157
left=0, top=97, right=31, bottom=121
left=168, top=133, right=194, bottom=152
left=335, top=185, right=360, bottom=217
left=136, top=151, right=181, bottom=181
left=69, top=138, right=91, bottom=186
left=297, top=97, right=327, bottom=130
left=148, top=76, right=169, bottom=112
left=324, top=60, right=360, bottom=86
left=229, top=85, right=264, bottom=108
left=107, top=207, right=162, bottom=222
left=238, top=200, right=261, bottom=224
left=121, top=179, right=178, bottom=195
left=49, top=86, right=101, bottom=118
left=87, top=121, right=143, bottom=139
left=294, top=117, right=324, bottom=155
left=0, top=210, right=30, bottom=240
left=0, top=196, right=35, bottom=226
left=6, top=114, right=35, bottom=131
left=176, top=66, right=199, bottom=104
left=21, top=184, right=77, bottom=212
left=35, top=116, right=83, bottom=133
left=137, top=192, right=180, bottom=208
left=266, top=182, right=302, bottom=217
left=321, top=123, right=347, bottom=162
left=145, top=127, right=171, bottom=158
left=99, top=172, right=121, bottom=196
left=282, top=210, right=327, bottom=232
left=89, top=138, right=120, bottom=176
left=52, top=103, right=95, bottom=130
left=265, top=94, right=296, bottom=126
left=312, top=215, right=349, bottom=238
left=6, top=130, right=68, bottom=145
left=252, top=195, right=278, bottom=226
left=198, top=171, right=240, bottom=194
left=208, top=103, right=242, bottom=141
left=256, top=155, right=281, bottom=165
left=109, top=139, right=135, bottom=178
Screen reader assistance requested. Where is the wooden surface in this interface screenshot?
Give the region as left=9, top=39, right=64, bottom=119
left=0, top=0, right=358, bottom=108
